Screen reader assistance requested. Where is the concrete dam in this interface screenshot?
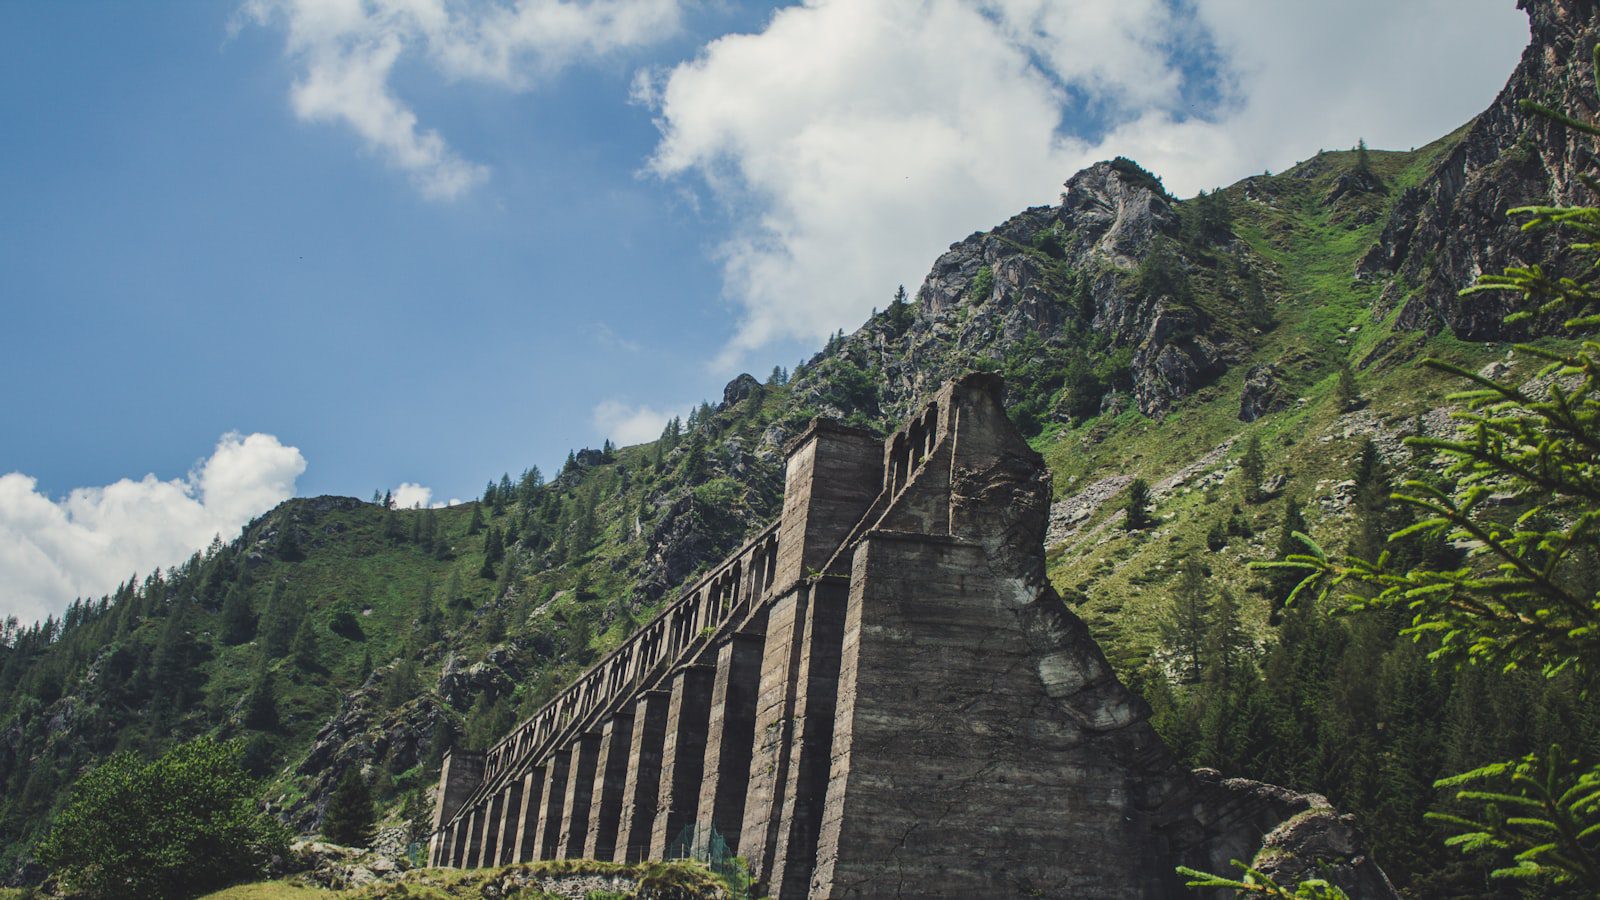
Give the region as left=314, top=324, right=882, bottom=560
left=428, top=373, right=1392, bottom=898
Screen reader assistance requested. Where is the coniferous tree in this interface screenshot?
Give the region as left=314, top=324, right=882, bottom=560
left=219, top=586, right=256, bottom=645
left=262, top=576, right=297, bottom=656
left=1160, top=559, right=1211, bottom=684
left=519, top=465, right=544, bottom=502
left=480, top=525, right=507, bottom=577
left=150, top=597, right=207, bottom=715
left=242, top=659, right=278, bottom=731
left=321, top=768, right=376, bottom=848
left=1239, top=434, right=1266, bottom=504
left=291, top=614, right=318, bottom=671
left=1123, top=479, right=1153, bottom=530
left=494, top=474, right=511, bottom=516
left=274, top=522, right=302, bottom=561
left=1335, top=360, right=1361, bottom=411
left=382, top=657, right=419, bottom=710
left=1241, top=268, right=1274, bottom=331
left=1266, top=498, right=1308, bottom=620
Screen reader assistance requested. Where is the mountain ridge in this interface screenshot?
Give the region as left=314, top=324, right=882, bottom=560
left=4, top=3, right=1599, bottom=894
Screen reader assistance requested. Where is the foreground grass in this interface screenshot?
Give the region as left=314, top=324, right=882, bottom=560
left=202, top=859, right=733, bottom=900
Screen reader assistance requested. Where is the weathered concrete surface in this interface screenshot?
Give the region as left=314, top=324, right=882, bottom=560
left=617, top=690, right=670, bottom=863
left=585, top=711, right=635, bottom=861
left=696, top=631, right=764, bottom=852
left=432, top=374, right=1396, bottom=899
left=650, top=665, right=715, bottom=858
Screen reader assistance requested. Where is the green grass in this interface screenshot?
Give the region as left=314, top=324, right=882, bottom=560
left=199, top=860, right=731, bottom=900
left=1035, top=137, right=1550, bottom=673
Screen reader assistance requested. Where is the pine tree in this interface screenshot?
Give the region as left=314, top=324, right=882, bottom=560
left=1355, top=137, right=1371, bottom=173
left=1335, top=360, right=1361, bottom=411
left=494, top=474, right=511, bottom=516
left=1266, top=497, right=1308, bottom=619
left=242, top=659, right=278, bottom=731
left=321, top=768, right=376, bottom=848
left=219, top=586, right=256, bottom=645
left=291, top=613, right=318, bottom=670
left=1239, top=434, right=1266, bottom=503
left=150, top=597, right=206, bottom=715
left=382, top=657, right=419, bottom=710
left=519, top=465, right=544, bottom=502
left=275, top=522, right=302, bottom=561
left=1123, top=479, right=1153, bottom=530
left=888, top=284, right=912, bottom=332
left=1159, top=558, right=1211, bottom=683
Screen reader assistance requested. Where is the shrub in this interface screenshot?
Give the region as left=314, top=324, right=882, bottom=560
left=34, top=736, right=288, bottom=899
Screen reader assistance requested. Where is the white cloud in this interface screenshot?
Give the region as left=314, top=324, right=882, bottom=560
left=243, top=0, right=685, bottom=199
left=390, top=482, right=435, bottom=509
left=592, top=399, right=678, bottom=446
left=641, top=0, right=1527, bottom=366
left=389, top=482, right=463, bottom=509
left=0, top=433, right=306, bottom=626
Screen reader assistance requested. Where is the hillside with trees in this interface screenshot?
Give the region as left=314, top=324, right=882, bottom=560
left=3, top=3, right=1600, bottom=897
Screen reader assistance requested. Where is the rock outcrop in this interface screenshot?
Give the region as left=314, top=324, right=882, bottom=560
left=1360, top=0, right=1600, bottom=339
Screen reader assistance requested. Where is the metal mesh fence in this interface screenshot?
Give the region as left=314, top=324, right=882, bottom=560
left=663, top=825, right=751, bottom=899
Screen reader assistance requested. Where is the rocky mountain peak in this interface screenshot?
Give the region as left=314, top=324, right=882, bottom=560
left=1363, top=0, right=1599, bottom=340
left=1060, top=159, right=1178, bottom=264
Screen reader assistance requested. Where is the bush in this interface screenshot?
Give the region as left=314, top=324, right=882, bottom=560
left=34, top=736, right=288, bottom=899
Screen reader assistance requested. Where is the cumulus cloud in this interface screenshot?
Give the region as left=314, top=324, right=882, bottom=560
left=640, top=0, right=1527, bottom=365
left=390, top=482, right=436, bottom=509
left=0, top=433, right=306, bottom=626
left=593, top=399, right=678, bottom=446
left=389, top=483, right=467, bottom=508
left=242, top=0, right=685, bottom=199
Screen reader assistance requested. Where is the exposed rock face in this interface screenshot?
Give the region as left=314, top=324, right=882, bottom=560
left=1239, top=363, right=1291, bottom=422
left=720, top=373, right=763, bottom=409
left=782, top=160, right=1242, bottom=423
left=1134, top=304, right=1225, bottom=418
left=289, top=670, right=456, bottom=833
left=1360, top=0, right=1600, bottom=338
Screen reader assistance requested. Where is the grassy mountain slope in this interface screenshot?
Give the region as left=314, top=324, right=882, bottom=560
left=6, top=5, right=1600, bottom=893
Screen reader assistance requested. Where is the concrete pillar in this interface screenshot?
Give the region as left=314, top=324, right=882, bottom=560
left=431, top=828, right=451, bottom=870
left=617, top=690, right=671, bottom=863
left=532, top=752, right=571, bottom=860
left=450, top=816, right=471, bottom=867
left=495, top=781, right=525, bottom=865
left=430, top=750, right=485, bottom=865
left=739, top=587, right=810, bottom=886
left=475, top=790, right=505, bottom=868
left=585, top=711, right=636, bottom=861
left=772, top=421, right=883, bottom=590
left=463, top=807, right=484, bottom=869
left=650, top=665, right=716, bottom=858
left=557, top=732, right=603, bottom=859
left=768, top=579, right=849, bottom=899
left=696, top=630, right=766, bottom=852
left=512, top=768, right=545, bottom=863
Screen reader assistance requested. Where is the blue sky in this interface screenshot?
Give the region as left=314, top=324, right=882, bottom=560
left=0, top=0, right=1528, bottom=622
